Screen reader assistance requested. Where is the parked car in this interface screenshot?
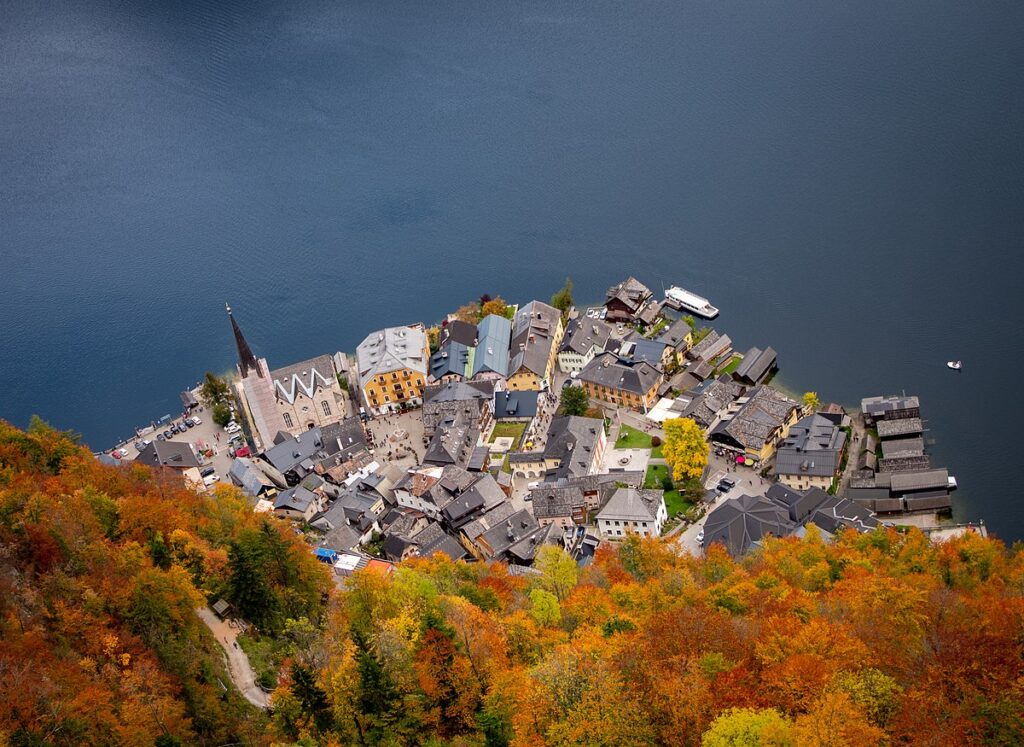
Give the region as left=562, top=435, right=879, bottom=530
left=234, top=445, right=251, bottom=458
left=696, top=528, right=705, bottom=545
left=112, top=448, right=128, bottom=459
left=189, top=416, right=202, bottom=426
left=200, top=466, right=216, bottom=478
left=156, top=433, right=166, bottom=441
left=716, top=477, right=736, bottom=493
left=163, top=430, right=173, bottom=440
left=202, top=473, right=220, bottom=487
left=183, top=419, right=194, bottom=429
left=225, top=423, right=241, bottom=435
left=133, top=442, right=145, bottom=451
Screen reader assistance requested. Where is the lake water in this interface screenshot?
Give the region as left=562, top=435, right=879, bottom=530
left=2, top=1, right=1022, bottom=537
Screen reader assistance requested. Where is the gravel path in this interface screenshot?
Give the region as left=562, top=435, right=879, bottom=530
left=196, top=607, right=270, bottom=709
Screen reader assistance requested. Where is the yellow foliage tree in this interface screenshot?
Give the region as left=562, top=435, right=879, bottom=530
left=662, top=417, right=709, bottom=482
left=702, top=707, right=795, bottom=746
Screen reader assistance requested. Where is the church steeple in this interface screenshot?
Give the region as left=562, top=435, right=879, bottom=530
left=226, top=303, right=260, bottom=378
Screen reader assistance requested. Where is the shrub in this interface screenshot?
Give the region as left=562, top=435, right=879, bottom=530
left=651, top=436, right=662, bottom=447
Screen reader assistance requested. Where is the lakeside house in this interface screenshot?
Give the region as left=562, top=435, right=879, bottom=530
left=577, top=351, right=663, bottom=413
left=604, top=276, right=653, bottom=323
left=709, top=385, right=801, bottom=464
left=428, top=314, right=513, bottom=383
left=507, top=300, right=565, bottom=390
left=774, top=414, right=847, bottom=491
left=558, top=317, right=613, bottom=374
left=732, top=346, right=777, bottom=386
left=656, top=318, right=695, bottom=365
left=356, top=324, right=430, bottom=415
left=507, top=415, right=606, bottom=481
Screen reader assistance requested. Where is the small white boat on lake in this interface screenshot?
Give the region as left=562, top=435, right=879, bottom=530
left=947, top=360, right=962, bottom=371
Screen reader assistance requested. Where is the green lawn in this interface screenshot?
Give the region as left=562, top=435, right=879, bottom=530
left=651, top=442, right=664, bottom=459
left=645, top=463, right=693, bottom=520
left=489, top=421, right=527, bottom=450
left=615, top=424, right=653, bottom=450
left=717, top=355, right=742, bottom=375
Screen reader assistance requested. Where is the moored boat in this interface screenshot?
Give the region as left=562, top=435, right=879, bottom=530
left=947, top=360, right=962, bottom=370
left=664, top=285, right=719, bottom=318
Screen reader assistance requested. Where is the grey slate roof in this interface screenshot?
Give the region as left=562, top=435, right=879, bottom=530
left=688, top=330, right=732, bottom=362
left=733, top=346, right=777, bottom=384
left=423, top=420, right=480, bottom=468
left=703, top=493, right=795, bottom=557
left=530, top=484, right=586, bottom=520
left=509, top=300, right=561, bottom=378
left=134, top=440, right=200, bottom=470
left=657, top=318, right=693, bottom=350
left=410, top=523, right=467, bottom=561
left=880, top=436, right=925, bottom=458
left=263, top=428, right=324, bottom=474
left=439, top=320, right=479, bottom=348
left=543, top=416, right=604, bottom=479
left=561, top=317, right=613, bottom=356
left=429, top=341, right=471, bottom=380
left=578, top=352, right=662, bottom=396
left=229, top=457, right=275, bottom=496
left=478, top=509, right=540, bottom=559
left=274, top=485, right=318, bottom=514
left=620, top=339, right=669, bottom=368
left=596, top=488, right=664, bottom=523
left=861, top=395, right=919, bottom=420
left=774, top=414, right=846, bottom=479
left=605, top=276, right=652, bottom=314
left=493, top=390, right=539, bottom=420
left=319, top=417, right=368, bottom=462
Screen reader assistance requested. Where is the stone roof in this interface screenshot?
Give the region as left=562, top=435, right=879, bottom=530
left=410, top=523, right=466, bottom=561
left=596, top=488, right=664, bottom=523
left=263, top=427, right=325, bottom=474
left=877, top=418, right=923, bottom=438
left=880, top=436, right=925, bottom=458
left=861, top=395, right=919, bottom=419
left=605, top=276, right=652, bottom=314
left=689, top=330, right=731, bottom=361
left=530, top=484, right=586, bottom=519
left=356, top=325, right=428, bottom=390
left=682, top=377, right=745, bottom=429
left=478, top=509, right=540, bottom=559
left=429, top=341, right=471, bottom=380
left=710, top=386, right=798, bottom=451
left=423, top=420, right=480, bottom=468
left=229, top=457, right=275, bottom=496
left=578, top=352, right=662, bottom=396
left=509, top=300, right=561, bottom=378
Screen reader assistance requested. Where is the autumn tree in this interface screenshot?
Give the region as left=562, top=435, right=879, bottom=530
left=702, top=707, right=794, bottom=746
left=482, top=297, right=510, bottom=318
left=559, top=385, right=589, bottom=417
left=199, top=371, right=230, bottom=408
left=550, top=277, right=574, bottom=315
left=530, top=589, right=562, bottom=626
left=802, top=391, right=821, bottom=413
left=534, top=546, right=578, bottom=600
left=662, top=417, right=709, bottom=482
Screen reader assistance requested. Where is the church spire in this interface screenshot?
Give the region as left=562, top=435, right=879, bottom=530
left=226, top=303, right=260, bottom=378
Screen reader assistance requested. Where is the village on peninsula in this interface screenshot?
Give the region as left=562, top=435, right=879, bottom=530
left=101, top=275, right=978, bottom=578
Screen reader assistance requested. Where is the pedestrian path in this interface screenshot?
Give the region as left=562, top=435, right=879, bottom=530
left=196, top=607, right=270, bottom=709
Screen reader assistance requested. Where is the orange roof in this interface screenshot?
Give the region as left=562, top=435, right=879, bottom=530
left=365, top=559, right=394, bottom=575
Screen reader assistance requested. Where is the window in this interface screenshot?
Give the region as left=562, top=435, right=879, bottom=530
left=391, top=372, right=398, bottom=380
left=321, top=401, right=331, bottom=416
left=282, top=412, right=293, bottom=428
left=384, top=395, right=390, bottom=402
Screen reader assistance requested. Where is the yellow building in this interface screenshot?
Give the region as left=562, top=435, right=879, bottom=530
left=578, top=352, right=663, bottom=413
left=507, top=300, right=564, bottom=390
left=356, top=325, right=430, bottom=415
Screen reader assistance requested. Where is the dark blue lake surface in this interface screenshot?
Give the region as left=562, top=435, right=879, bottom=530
left=2, top=1, right=1022, bottom=536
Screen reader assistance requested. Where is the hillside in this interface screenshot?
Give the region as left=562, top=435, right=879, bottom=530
left=0, top=419, right=329, bottom=746
left=2, top=420, right=1023, bottom=746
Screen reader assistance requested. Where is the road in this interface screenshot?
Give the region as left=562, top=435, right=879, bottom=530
left=196, top=607, right=270, bottom=709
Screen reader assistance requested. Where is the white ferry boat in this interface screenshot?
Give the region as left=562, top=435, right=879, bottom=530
left=664, top=285, right=719, bottom=318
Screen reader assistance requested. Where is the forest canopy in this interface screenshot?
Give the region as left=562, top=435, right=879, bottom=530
left=2, top=419, right=1023, bottom=746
